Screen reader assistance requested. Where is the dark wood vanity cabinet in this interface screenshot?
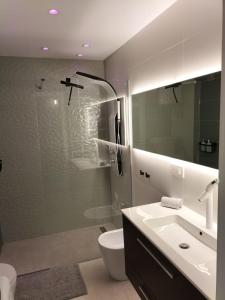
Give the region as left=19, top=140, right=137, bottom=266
left=123, top=216, right=207, bottom=300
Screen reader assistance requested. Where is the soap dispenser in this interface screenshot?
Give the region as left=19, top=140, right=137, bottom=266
left=200, top=139, right=206, bottom=152
left=206, top=139, right=212, bottom=153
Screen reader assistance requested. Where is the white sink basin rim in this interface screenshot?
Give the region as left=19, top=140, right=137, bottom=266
left=143, top=215, right=216, bottom=277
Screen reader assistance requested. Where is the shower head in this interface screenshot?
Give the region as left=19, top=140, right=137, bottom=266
left=76, top=71, right=118, bottom=99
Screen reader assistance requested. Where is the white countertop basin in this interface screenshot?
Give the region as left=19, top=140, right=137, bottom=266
left=122, top=203, right=217, bottom=300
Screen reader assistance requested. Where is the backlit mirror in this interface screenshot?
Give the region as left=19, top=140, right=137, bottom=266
left=132, top=72, right=221, bottom=169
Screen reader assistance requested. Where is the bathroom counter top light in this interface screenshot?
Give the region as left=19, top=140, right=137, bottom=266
left=122, top=203, right=217, bottom=300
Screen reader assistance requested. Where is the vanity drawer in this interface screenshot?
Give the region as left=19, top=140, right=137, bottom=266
left=123, top=216, right=207, bottom=300
left=126, top=261, right=158, bottom=300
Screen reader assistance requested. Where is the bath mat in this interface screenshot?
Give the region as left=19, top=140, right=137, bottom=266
left=15, top=264, right=87, bottom=300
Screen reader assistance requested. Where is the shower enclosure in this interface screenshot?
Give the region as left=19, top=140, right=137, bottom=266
left=0, top=57, right=131, bottom=273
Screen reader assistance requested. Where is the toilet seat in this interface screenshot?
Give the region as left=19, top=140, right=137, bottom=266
left=98, top=228, right=124, bottom=250
left=98, top=228, right=127, bottom=281
left=0, top=276, right=12, bottom=300
left=0, top=264, right=17, bottom=295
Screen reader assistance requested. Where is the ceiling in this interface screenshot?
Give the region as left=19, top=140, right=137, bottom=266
left=0, top=0, right=177, bottom=60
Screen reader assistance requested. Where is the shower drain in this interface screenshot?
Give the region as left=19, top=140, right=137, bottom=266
left=179, top=243, right=190, bottom=249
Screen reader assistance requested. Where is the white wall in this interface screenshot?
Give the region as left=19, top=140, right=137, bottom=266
left=132, top=149, right=218, bottom=220
left=105, top=0, right=222, bottom=220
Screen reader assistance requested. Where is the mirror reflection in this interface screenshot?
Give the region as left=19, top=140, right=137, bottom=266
left=132, top=72, right=221, bottom=168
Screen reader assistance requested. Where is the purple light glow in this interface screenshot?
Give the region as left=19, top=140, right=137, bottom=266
left=41, top=47, right=49, bottom=51
left=76, top=53, right=83, bottom=57
left=48, top=9, right=59, bottom=15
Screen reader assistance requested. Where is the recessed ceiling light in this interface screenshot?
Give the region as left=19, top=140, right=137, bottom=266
left=48, top=9, right=59, bottom=15
left=41, top=47, right=49, bottom=51
left=76, top=53, right=83, bottom=57
left=82, top=43, right=90, bottom=48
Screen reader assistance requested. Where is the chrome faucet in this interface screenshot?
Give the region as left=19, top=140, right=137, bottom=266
left=198, top=179, right=218, bottom=229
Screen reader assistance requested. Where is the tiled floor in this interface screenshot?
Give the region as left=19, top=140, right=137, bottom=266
left=73, top=258, right=140, bottom=300
left=0, top=224, right=138, bottom=299
left=0, top=223, right=115, bottom=275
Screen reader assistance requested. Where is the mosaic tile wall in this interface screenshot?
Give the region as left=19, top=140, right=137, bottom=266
left=0, top=57, right=112, bottom=242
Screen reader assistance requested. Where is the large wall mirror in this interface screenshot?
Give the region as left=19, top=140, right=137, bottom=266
left=132, top=72, right=221, bottom=169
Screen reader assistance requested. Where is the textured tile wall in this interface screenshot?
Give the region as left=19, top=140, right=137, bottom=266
left=0, top=57, right=112, bottom=242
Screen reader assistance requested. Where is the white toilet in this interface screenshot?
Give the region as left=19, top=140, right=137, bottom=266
left=0, top=264, right=17, bottom=300
left=98, top=228, right=127, bottom=281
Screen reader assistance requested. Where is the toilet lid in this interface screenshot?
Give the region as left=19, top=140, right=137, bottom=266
left=0, top=264, right=17, bottom=284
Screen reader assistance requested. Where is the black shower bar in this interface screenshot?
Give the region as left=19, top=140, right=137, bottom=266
left=165, top=82, right=181, bottom=103
left=60, top=77, right=84, bottom=106
left=60, top=78, right=84, bottom=89
left=165, top=82, right=181, bottom=89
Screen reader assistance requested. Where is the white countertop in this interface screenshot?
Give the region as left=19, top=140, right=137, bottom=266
left=122, top=203, right=217, bottom=300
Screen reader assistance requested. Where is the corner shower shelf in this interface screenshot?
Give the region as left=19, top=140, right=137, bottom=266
left=84, top=205, right=121, bottom=219
left=93, top=138, right=128, bottom=149
left=71, top=158, right=110, bottom=171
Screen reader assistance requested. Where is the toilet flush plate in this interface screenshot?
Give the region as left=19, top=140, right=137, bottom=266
left=170, top=164, right=185, bottom=179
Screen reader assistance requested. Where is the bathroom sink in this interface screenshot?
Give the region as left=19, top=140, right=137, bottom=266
left=143, top=215, right=216, bottom=275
